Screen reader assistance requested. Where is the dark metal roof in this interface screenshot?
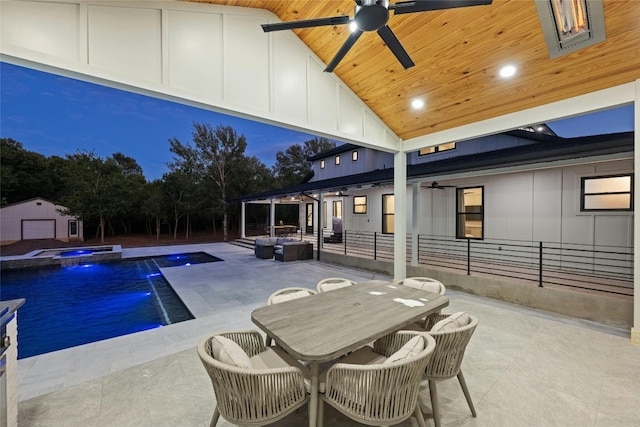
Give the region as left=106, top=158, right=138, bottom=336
left=307, top=143, right=360, bottom=161
left=236, top=131, right=633, bottom=202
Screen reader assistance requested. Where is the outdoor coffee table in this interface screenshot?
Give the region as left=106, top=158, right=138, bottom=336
left=251, top=280, right=450, bottom=427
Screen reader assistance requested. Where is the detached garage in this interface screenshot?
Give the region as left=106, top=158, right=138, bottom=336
left=0, top=198, right=83, bottom=245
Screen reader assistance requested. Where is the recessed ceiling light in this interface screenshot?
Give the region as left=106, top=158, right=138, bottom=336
left=499, top=65, right=517, bottom=78
left=411, top=99, right=425, bottom=109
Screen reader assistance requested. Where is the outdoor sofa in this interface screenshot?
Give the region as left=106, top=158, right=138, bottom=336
left=274, top=240, right=313, bottom=262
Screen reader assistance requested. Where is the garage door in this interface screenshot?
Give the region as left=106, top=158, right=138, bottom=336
left=22, top=220, right=55, bottom=240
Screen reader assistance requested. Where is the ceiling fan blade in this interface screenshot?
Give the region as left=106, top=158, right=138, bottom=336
left=261, top=15, right=351, bottom=32
left=391, top=0, right=493, bottom=15
left=324, top=29, right=363, bottom=72
left=377, top=25, right=415, bottom=69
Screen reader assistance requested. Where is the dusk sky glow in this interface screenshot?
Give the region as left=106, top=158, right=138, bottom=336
left=1, top=62, right=634, bottom=181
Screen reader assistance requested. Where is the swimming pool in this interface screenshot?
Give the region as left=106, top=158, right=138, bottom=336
left=0, top=252, right=221, bottom=359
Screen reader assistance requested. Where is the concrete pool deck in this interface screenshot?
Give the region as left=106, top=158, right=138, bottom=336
left=12, top=242, right=640, bottom=426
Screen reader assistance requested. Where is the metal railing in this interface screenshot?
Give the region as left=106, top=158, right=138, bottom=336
left=320, top=231, right=633, bottom=296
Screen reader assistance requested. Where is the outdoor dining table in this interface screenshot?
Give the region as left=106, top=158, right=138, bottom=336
left=251, top=279, right=450, bottom=427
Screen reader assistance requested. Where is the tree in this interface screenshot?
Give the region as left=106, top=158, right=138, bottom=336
left=169, top=123, right=247, bottom=242
left=140, top=180, right=166, bottom=240
left=57, top=151, right=124, bottom=243
left=0, top=138, right=55, bottom=205
left=272, top=136, right=336, bottom=187
left=110, top=153, right=147, bottom=234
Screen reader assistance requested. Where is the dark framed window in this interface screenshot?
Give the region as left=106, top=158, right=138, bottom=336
left=332, top=200, right=343, bottom=219
left=353, top=196, right=367, bottom=214
left=382, top=194, right=394, bottom=234
left=419, top=142, right=456, bottom=156
left=456, top=186, right=484, bottom=239
left=352, top=150, right=358, bottom=161
left=581, top=174, right=633, bottom=211
left=320, top=159, right=325, bottom=169
left=335, top=155, right=340, bottom=165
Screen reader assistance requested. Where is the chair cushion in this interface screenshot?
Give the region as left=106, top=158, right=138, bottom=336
left=403, top=278, right=442, bottom=294
left=383, top=335, right=425, bottom=364
left=210, top=335, right=252, bottom=369
left=431, top=312, right=471, bottom=332
left=320, top=280, right=352, bottom=292
left=270, top=290, right=312, bottom=304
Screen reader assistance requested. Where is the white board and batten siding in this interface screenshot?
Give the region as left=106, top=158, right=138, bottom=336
left=0, top=198, right=82, bottom=244
left=0, top=0, right=400, bottom=153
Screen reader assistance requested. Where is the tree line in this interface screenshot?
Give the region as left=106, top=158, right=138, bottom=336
left=1, top=122, right=335, bottom=243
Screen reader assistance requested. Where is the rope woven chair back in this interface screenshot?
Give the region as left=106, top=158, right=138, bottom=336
left=267, top=287, right=316, bottom=305
left=424, top=314, right=478, bottom=380
left=323, top=332, right=436, bottom=426
left=316, top=277, right=357, bottom=292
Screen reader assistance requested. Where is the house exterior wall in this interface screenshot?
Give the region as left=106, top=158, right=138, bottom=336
left=0, top=198, right=83, bottom=245
left=310, top=148, right=394, bottom=182
left=322, top=158, right=633, bottom=250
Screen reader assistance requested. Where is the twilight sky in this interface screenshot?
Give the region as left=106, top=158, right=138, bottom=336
left=1, top=62, right=634, bottom=181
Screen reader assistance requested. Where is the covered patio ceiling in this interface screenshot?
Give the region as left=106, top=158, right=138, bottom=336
left=189, top=0, right=640, bottom=141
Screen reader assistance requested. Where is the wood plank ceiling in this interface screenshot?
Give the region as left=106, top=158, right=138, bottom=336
left=188, top=0, right=640, bottom=141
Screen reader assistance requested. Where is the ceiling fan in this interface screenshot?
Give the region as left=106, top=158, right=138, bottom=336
left=261, top=0, right=493, bottom=72
left=425, top=181, right=456, bottom=190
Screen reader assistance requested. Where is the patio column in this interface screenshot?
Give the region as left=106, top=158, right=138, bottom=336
left=393, top=151, right=407, bottom=280
left=411, top=182, right=419, bottom=267
left=270, top=198, right=275, bottom=237
left=240, top=201, right=246, bottom=238
left=633, top=78, right=640, bottom=345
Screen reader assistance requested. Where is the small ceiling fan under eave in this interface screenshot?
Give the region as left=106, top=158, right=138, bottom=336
left=260, top=0, right=493, bottom=73
left=425, top=181, right=456, bottom=190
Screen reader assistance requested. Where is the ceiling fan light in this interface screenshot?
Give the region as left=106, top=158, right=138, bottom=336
left=349, top=21, right=359, bottom=32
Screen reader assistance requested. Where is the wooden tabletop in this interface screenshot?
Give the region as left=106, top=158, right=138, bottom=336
left=251, top=280, right=449, bottom=363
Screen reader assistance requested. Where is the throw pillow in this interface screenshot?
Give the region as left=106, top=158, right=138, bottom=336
left=431, top=312, right=471, bottom=332
left=210, top=335, right=252, bottom=368
left=383, top=335, right=425, bottom=364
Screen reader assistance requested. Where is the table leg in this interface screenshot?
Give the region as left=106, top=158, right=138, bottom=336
left=309, top=362, right=319, bottom=427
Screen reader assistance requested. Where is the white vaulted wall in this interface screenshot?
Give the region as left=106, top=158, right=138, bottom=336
left=0, top=0, right=400, bottom=152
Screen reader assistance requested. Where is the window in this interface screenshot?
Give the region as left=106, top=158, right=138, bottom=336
left=320, top=159, right=325, bottom=169
left=456, top=187, right=484, bottom=239
left=581, top=174, right=633, bottom=211
left=335, top=155, right=340, bottom=165
left=352, top=150, right=358, bottom=161
left=68, top=220, right=78, bottom=237
left=419, top=142, right=456, bottom=156
left=353, top=196, right=367, bottom=214
left=333, top=200, right=342, bottom=219
left=323, top=201, right=327, bottom=228
left=382, top=194, right=394, bottom=234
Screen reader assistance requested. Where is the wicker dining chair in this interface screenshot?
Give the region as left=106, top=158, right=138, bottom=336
left=319, top=331, right=436, bottom=427
left=316, top=277, right=357, bottom=292
left=197, top=330, right=309, bottom=427
left=423, top=313, right=479, bottom=427
left=397, top=277, right=446, bottom=295
left=265, top=287, right=316, bottom=346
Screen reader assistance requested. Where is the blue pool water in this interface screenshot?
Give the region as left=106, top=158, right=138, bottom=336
left=1, top=252, right=221, bottom=359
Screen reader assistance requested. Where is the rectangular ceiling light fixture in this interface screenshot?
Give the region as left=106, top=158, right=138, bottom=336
left=535, top=0, right=606, bottom=58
